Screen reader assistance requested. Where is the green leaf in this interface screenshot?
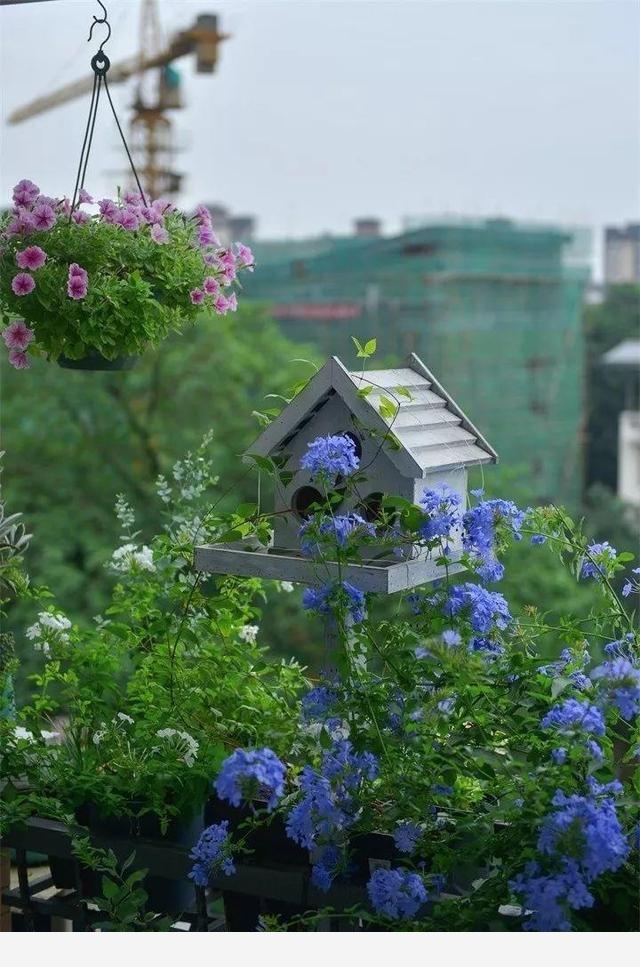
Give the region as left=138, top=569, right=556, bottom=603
left=363, top=338, right=377, bottom=356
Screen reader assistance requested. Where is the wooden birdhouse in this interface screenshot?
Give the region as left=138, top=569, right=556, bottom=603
left=195, top=353, right=497, bottom=593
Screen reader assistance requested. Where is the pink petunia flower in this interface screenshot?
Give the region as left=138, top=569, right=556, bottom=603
left=141, top=206, right=163, bottom=225
left=203, top=276, right=219, bottom=295
left=226, top=292, right=238, bottom=312
left=67, top=263, right=88, bottom=300
left=6, top=210, right=36, bottom=236
left=214, top=293, right=230, bottom=314
left=2, top=320, right=35, bottom=351
left=190, top=288, right=205, bottom=305
left=218, top=249, right=236, bottom=271
left=123, top=190, right=142, bottom=207
left=72, top=210, right=90, bottom=225
left=16, top=246, right=46, bottom=271
left=150, top=224, right=169, bottom=244
left=234, top=242, right=255, bottom=269
left=11, top=273, right=36, bottom=296
left=98, top=199, right=119, bottom=224
left=12, top=179, right=40, bottom=208
left=32, top=203, right=56, bottom=231
left=202, top=252, right=218, bottom=267
left=8, top=349, right=30, bottom=370
left=116, top=209, right=139, bottom=231
left=151, top=197, right=175, bottom=215
left=78, top=188, right=94, bottom=205
left=197, top=225, right=219, bottom=247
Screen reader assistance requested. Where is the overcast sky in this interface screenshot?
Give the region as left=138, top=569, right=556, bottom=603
left=0, top=0, right=638, bottom=240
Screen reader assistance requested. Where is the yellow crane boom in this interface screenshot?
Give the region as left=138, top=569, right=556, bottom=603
left=8, top=14, right=227, bottom=125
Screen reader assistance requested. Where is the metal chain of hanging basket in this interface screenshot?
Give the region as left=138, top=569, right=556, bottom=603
left=69, top=0, right=147, bottom=215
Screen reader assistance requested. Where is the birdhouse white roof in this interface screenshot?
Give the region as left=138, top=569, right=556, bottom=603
left=246, top=353, right=497, bottom=476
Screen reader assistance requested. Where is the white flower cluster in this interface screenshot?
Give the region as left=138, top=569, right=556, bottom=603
left=25, top=611, right=72, bottom=654
left=155, top=728, right=199, bottom=767
left=14, top=726, right=60, bottom=743
left=93, top=711, right=134, bottom=746
left=110, top=543, right=155, bottom=573
left=277, top=581, right=295, bottom=593
left=238, top=624, right=259, bottom=644
left=155, top=473, right=172, bottom=505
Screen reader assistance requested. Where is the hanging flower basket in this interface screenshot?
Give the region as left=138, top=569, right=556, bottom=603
left=0, top=181, right=254, bottom=371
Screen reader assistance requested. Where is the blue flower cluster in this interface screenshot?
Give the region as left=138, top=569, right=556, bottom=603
left=418, top=484, right=462, bottom=542
left=622, top=567, right=640, bottom=597
left=301, top=684, right=339, bottom=722
left=215, top=747, right=286, bottom=811
left=580, top=541, right=617, bottom=580
left=302, top=580, right=366, bottom=624
left=300, top=433, right=360, bottom=484
left=299, top=512, right=375, bottom=557
left=462, top=498, right=524, bottom=583
left=541, top=698, right=605, bottom=736
left=393, top=821, right=422, bottom=854
left=285, top=739, right=378, bottom=890
left=367, top=867, right=428, bottom=920
left=510, top=859, right=594, bottom=931
left=591, top=656, right=640, bottom=720
left=189, top=821, right=235, bottom=885
left=443, top=582, right=511, bottom=634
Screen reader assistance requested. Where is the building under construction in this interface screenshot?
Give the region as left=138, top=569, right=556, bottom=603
left=246, top=218, right=589, bottom=507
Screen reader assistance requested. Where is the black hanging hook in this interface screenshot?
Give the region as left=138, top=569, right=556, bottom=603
left=87, top=1, right=111, bottom=54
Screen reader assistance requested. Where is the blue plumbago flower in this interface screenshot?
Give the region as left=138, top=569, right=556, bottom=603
left=469, top=636, right=505, bottom=657
left=418, top=484, right=462, bottom=542
left=622, top=567, right=640, bottom=597
left=299, top=512, right=375, bottom=557
left=367, top=867, right=428, bottom=920
left=300, top=433, right=359, bottom=484
left=285, top=740, right=378, bottom=888
left=441, top=628, right=461, bottom=647
left=541, top=699, right=605, bottom=737
left=580, top=541, right=617, bottom=580
left=301, top=684, right=339, bottom=722
left=414, top=645, right=432, bottom=660
left=514, top=798, right=524, bottom=808
left=551, top=747, right=567, bottom=765
left=584, top=739, right=604, bottom=762
left=591, top=656, right=640, bottom=720
left=462, top=498, right=524, bottom=582
left=444, top=582, right=512, bottom=634
left=310, top=844, right=342, bottom=892
left=302, top=580, right=366, bottom=624
left=510, top=859, right=594, bottom=931
left=215, top=747, right=286, bottom=811
left=437, top=696, right=456, bottom=715
left=393, top=822, right=422, bottom=854
left=538, top=787, right=629, bottom=882
left=189, top=821, right=235, bottom=885
left=431, top=784, right=454, bottom=797
left=568, top=671, right=591, bottom=691
left=531, top=534, right=547, bottom=545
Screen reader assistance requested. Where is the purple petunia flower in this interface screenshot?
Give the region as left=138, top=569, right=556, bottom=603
left=116, top=209, right=139, bottom=231
left=67, top=263, right=88, bottom=300
left=233, top=241, right=254, bottom=269
left=203, top=275, right=220, bottom=295
left=31, top=203, right=56, bottom=231
left=72, top=210, right=90, bottom=225
left=12, top=179, right=39, bottom=208
left=8, top=349, right=30, bottom=370
left=190, top=288, right=205, bottom=305
left=3, top=320, right=35, bottom=351
left=11, top=273, right=35, bottom=296
left=78, top=188, right=94, bottom=205
left=150, top=223, right=169, bottom=244
left=16, top=245, right=46, bottom=271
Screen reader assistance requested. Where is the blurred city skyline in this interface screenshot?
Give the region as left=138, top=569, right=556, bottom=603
left=0, top=0, right=638, bottom=249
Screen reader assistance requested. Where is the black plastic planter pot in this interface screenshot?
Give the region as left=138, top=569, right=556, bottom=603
left=77, top=805, right=203, bottom=916
left=57, top=352, right=138, bottom=371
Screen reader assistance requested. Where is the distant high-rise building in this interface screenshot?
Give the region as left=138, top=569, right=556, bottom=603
left=246, top=218, right=590, bottom=506
left=604, top=223, right=640, bottom=284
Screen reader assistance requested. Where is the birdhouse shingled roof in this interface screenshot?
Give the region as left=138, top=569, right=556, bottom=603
left=246, top=353, right=498, bottom=477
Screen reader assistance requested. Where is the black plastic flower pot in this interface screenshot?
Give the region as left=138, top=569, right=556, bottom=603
left=57, top=352, right=138, bottom=371
left=77, top=803, right=203, bottom=916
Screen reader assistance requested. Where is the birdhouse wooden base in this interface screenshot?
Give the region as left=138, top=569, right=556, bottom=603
left=194, top=543, right=464, bottom=594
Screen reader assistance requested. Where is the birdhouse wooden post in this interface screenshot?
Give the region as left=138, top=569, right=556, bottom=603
left=195, top=353, right=497, bottom=593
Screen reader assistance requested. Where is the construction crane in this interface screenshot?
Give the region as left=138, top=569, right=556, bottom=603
left=7, top=0, right=228, bottom=199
